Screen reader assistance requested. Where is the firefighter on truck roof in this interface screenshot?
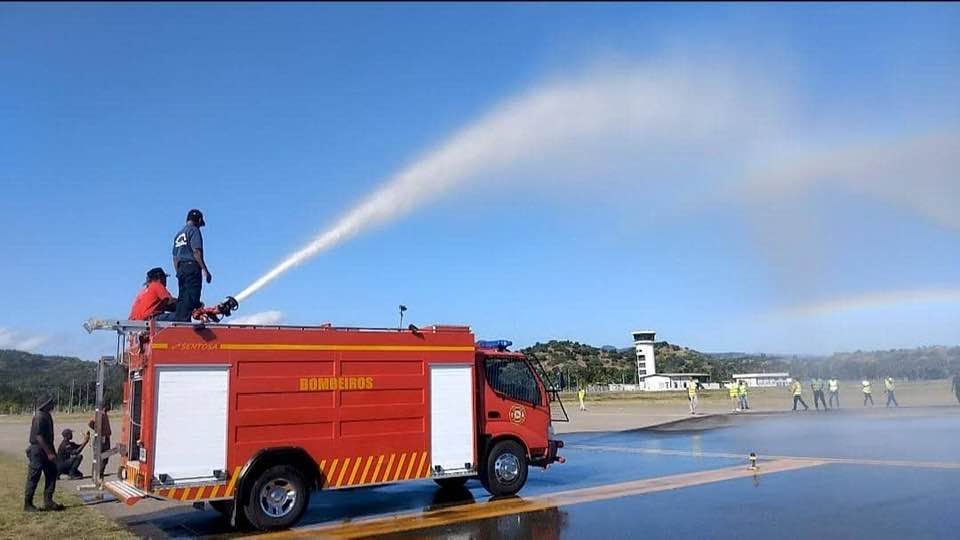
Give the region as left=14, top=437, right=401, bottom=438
left=129, top=267, right=177, bottom=321
left=171, top=208, right=212, bottom=322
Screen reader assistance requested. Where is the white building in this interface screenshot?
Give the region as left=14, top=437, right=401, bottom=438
left=732, top=372, right=792, bottom=388
left=639, top=373, right=707, bottom=392
left=632, top=330, right=656, bottom=381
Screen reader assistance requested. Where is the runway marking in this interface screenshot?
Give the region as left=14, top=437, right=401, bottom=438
left=569, top=444, right=960, bottom=470
left=264, top=458, right=823, bottom=539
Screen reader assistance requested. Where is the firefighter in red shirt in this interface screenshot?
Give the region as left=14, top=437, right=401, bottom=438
left=129, top=267, right=177, bottom=320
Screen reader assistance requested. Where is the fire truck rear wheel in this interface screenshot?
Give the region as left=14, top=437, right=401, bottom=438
left=243, top=465, right=310, bottom=531
left=481, top=440, right=528, bottom=497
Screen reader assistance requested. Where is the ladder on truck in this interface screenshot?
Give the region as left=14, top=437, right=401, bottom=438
left=78, top=318, right=174, bottom=502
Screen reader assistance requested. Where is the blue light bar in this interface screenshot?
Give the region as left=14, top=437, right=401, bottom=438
left=476, top=339, right=513, bottom=351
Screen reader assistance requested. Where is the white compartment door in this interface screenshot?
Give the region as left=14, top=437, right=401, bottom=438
left=153, top=366, right=229, bottom=482
left=430, top=364, right=475, bottom=474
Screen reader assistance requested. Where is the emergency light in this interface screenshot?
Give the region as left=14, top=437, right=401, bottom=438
left=476, top=340, right=513, bottom=351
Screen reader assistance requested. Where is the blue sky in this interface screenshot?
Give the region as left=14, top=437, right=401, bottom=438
left=1, top=3, right=959, bottom=358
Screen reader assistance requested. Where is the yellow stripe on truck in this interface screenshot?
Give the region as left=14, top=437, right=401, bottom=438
left=416, top=451, right=429, bottom=478
left=382, top=454, right=395, bottom=483
left=336, top=458, right=351, bottom=487
left=360, top=456, right=373, bottom=484
left=151, top=342, right=474, bottom=353
left=372, top=455, right=384, bottom=483
left=225, top=466, right=242, bottom=496
left=393, top=454, right=407, bottom=482
left=326, top=459, right=339, bottom=487
left=348, top=457, right=362, bottom=486
left=404, top=453, right=417, bottom=480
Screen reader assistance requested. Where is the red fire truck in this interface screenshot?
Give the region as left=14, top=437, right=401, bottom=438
left=86, top=319, right=564, bottom=531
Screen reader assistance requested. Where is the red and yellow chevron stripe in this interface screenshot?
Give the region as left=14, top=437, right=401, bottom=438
left=152, top=466, right=242, bottom=501
left=149, top=452, right=431, bottom=501
left=320, top=451, right=430, bottom=489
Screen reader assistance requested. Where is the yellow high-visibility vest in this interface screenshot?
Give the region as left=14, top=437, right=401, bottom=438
left=793, top=382, right=803, bottom=396
left=688, top=385, right=698, bottom=397
left=828, top=379, right=839, bottom=392
left=728, top=385, right=738, bottom=398
left=862, top=381, right=872, bottom=394
left=578, top=389, right=585, bottom=400
left=885, top=379, right=895, bottom=391
left=738, top=383, right=747, bottom=396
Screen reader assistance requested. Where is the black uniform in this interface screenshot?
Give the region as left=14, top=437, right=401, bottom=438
left=56, top=440, right=84, bottom=479
left=172, top=222, right=204, bottom=321
left=24, top=409, right=58, bottom=508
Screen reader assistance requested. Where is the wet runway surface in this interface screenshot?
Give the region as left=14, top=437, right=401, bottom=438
left=122, top=407, right=960, bottom=538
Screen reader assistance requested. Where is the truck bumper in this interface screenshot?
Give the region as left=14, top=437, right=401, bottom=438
left=532, top=439, right=565, bottom=467
left=104, top=480, right=147, bottom=506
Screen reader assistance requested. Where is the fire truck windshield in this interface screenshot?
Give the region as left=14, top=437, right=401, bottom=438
left=485, top=357, right=541, bottom=406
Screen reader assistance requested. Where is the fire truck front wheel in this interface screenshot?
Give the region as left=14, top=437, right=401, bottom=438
left=243, top=465, right=310, bottom=531
left=481, top=440, right=528, bottom=497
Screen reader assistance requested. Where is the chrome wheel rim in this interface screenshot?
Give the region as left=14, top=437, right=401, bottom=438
left=259, top=478, right=297, bottom=518
left=494, top=453, right=521, bottom=483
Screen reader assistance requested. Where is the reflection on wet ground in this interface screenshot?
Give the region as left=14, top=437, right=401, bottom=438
left=123, top=408, right=960, bottom=538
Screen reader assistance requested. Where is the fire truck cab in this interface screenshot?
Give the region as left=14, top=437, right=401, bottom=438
left=92, top=320, right=563, bottom=531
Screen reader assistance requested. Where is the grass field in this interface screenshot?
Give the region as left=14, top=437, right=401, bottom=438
left=0, top=451, right=133, bottom=540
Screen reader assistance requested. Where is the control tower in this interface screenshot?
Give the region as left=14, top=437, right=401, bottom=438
left=632, top=330, right=656, bottom=382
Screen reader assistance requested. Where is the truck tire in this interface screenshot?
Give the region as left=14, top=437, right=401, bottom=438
left=242, top=465, right=310, bottom=531
left=434, top=476, right=470, bottom=490
left=480, top=440, right=528, bottom=497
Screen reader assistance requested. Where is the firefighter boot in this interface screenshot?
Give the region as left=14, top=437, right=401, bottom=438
left=42, top=498, right=65, bottom=512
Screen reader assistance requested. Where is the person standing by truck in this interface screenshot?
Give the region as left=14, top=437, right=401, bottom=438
left=88, top=402, right=113, bottom=477
left=791, top=379, right=809, bottom=411
left=729, top=382, right=740, bottom=412
left=862, top=380, right=874, bottom=406
left=884, top=377, right=899, bottom=407
left=811, top=377, right=828, bottom=411
left=738, top=380, right=750, bottom=410
left=688, top=381, right=699, bottom=415
left=828, top=377, right=840, bottom=408
left=172, top=209, right=212, bottom=322
left=23, top=394, right=65, bottom=512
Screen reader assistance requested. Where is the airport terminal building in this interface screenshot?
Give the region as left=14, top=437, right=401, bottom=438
left=732, top=372, right=792, bottom=387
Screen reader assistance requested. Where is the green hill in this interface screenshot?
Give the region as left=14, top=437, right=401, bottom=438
left=523, top=341, right=960, bottom=388
left=0, top=349, right=123, bottom=414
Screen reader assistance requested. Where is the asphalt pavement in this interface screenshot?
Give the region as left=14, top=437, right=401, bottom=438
left=103, top=406, right=960, bottom=539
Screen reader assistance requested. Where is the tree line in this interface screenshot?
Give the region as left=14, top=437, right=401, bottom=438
left=523, top=340, right=960, bottom=388
left=0, top=349, right=124, bottom=415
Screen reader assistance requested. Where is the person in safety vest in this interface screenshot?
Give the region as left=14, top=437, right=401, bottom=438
left=862, top=380, right=874, bottom=406
left=688, top=381, right=699, bottom=415
left=577, top=387, right=586, bottom=411
left=884, top=377, right=899, bottom=407
left=828, top=377, right=840, bottom=408
left=811, top=377, right=828, bottom=411
left=791, top=379, right=809, bottom=411
left=729, top=383, right=740, bottom=412
left=737, top=380, right=749, bottom=410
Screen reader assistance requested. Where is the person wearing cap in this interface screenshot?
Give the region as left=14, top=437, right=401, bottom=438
left=56, top=428, right=89, bottom=480
left=129, top=267, right=177, bottom=321
left=24, top=393, right=65, bottom=512
left=172, top=209, right=212, bottom=322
